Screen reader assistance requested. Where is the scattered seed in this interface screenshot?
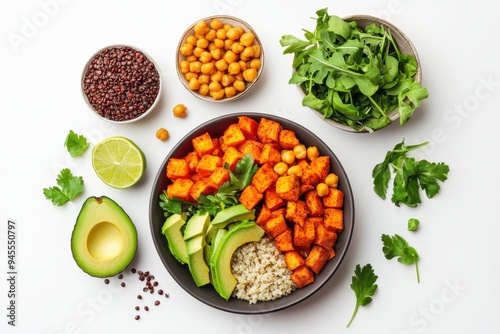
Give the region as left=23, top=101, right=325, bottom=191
left=135, top=315, right=140, bottom=320
left=118, top=274, right=123, bottom=279
left=131, top=268, right=137, bottom=273
left=158, top=289, right=163, bottom=295
left=154, top=300, right=160, bottom=306
left=121, top=282, right=126, bottom=287
left=137, top=295, right=142, bottom=300
left=144, top=306, right=149, bottom=311
left=104, top=279, right=110, bottom=284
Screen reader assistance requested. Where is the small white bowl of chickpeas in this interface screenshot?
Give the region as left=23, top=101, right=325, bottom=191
left=176, top=15, right=264, bottom=102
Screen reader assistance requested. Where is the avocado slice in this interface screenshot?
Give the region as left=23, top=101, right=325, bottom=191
left=161, top=213, right=188, bottom=264
left=183, top=212, right=210, bottom=240
left=211, top=220, right=264, bottom=300
left=210, top=204, right=256, bottom=228
left=186, top=235, right=210, bottom=287
left=208, top=228, right=228, bottom=287
left=71, top=196, right=138, bottom=278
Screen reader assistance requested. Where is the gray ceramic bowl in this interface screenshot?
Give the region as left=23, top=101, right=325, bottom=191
left=81, top=44, right=162, bottom=124
left=297, top=15, right=422, bottom=133
left=149, top=112, right=355, bottom=314
left=176, top=16, right=264, bottom=102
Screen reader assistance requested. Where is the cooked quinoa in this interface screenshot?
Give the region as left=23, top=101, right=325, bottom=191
left=231, top=236, right=297, bottom=304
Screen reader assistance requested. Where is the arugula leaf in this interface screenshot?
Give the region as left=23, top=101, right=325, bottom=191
left=346, top=264, right=378, bottom=328
left=64, top=130, right=89, bottom=157
left=381, top=234, right=420, bottom=283
left=372, top=139, right=449, bottom=207
left=43, top=168, right=84, bottom=206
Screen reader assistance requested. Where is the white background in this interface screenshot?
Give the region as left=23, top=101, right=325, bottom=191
left=1, top=0, right=498, bottom=333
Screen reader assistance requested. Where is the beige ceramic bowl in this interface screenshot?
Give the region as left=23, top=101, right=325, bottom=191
left=176, top=15, right=264, bottom=102
left=81, top=44, right=162, bottom=124
left=298, top=15, right=422, bottom=133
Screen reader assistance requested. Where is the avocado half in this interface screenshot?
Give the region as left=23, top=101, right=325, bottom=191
left=71, top=196, right=138, bottom=277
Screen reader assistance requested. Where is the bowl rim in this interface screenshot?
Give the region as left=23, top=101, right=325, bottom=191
left=81, top=44, right=162, bottom=124
left=297, top=14, right=422, bottom=133
left=176, top=15, right=264, bottom=103
left=148, top=111, right=355, bottom=314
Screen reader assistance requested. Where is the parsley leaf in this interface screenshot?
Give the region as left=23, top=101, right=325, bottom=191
left=372, top=139, right=450, bottom=207
left=381, top=234, right=420, bottom=283
left=64, top=130, right=89, bottom=157
left=43, top=168, right=84, bottom=206
left=346, top=264, right=378, bottom=328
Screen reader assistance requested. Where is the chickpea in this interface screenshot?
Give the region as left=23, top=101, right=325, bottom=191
left=220, top=74, right=234, bottom=87
left=293, top=144, right=307, bottom=160
left=156, top=128, right=169, bottom=141
left=200, top=63, right=215, bottom=75
left=180, top=60, right=190, bottom=74
left=251, top=44, right=261, bottom=57
left=189, top=61, right=202, bottom=73
left=210, top=18, right=223, bottom=30
left=185, top=55, right=197, bottom=63
left=231, top=41, right=245, bottom=54
left=223, top=23, right=232, bottom=31
left=227, top=62, right=241, bottom=75
left=185, top=72, right=198, bottom=81
left=223, top=50, right=237, bottom=64
left=188, top=77, right=200, bottom=90
left=198, top=83, right=209, bottom=96
left=239, top=31, right=255, bottom=47
left=196, top=37, right=209, bottom=49
left=235, top=26, right=245, bottom=37
left=281, top=150, right=296, bottom=165
left=192, top=46, right=204, bottom=58
left=249, top=58, right=261, bottom=70
left=224, top=86, right=237, bottom=98
left=273, top=162, right=289, bottom=176
left=307, top=146, right=319, bottom=161
left=316, top=183, right=329, bottom=197
left=205, top=29, right=217, bottom=41
left=186, top=35, right=197, bottom=46
left=210, top=48, right=222, bottom=60
left=213, top=38, right=225, bottom=49
left=325, top=173, right=339, bottom=188
left=179, top=43, right=193, bottom=56
left=226, top=27, right=241, bottom=40
left=193, top=20, right=209, bottom=35
left=209, top=81, right=222, bottom=92
left=172, top=103, right=187, bottom=117
left=287, top=165, right=302, bottom=177
left=211, top=89, right=225, bottom=100
left=238, top=60, right=247, bottom=71
left=233, top=80, right=246, bottom=92
left=243, top=68, right=257, bottom=82
left=215, top=59, right=228, bottom=72
left=211, top=70, right=223, bottom=82
left=224, top=39, right=234, bottom=50
left=198, top=73, right=210, bottom=84
left=216, top=28, right=227, bottom=40
left=241, top=46, right=255, bottom=59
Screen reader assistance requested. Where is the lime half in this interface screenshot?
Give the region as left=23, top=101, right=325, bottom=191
left=92, top=136, right=146, bottom=189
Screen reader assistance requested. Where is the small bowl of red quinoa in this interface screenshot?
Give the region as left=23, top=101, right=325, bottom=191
left=81, top=45, right=162, bottom=123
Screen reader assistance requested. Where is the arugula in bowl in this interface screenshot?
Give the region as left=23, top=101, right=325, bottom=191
left=280, top=8, right=428, bottom=132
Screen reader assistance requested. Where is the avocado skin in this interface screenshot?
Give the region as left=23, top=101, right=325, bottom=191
left=162, top=213, right=189, bottom=264
left=71, top=196, right=138, bottom=278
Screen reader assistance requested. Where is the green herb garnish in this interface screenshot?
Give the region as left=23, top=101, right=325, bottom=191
left=43, top=168, right=84, bottom=206
left=372, top=139, right=450, bottom=207
left=160, top=154, right=259, bottom=218
left=65, top=130, right=89, bottom=157
left=407, top=218, right=420, bottom=231
left=279, top=7, right=429, bottom=132
left=346, top=264, right=378, bottom=328
left=381, top=234, right=420, bottom=283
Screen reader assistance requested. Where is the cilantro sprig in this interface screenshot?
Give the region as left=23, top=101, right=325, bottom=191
left=346, top=264, right=378, bottom=328
left=64, top=130, right=89, bottom=157
left=382, top=234, right=420, bottom=283
left=159, top=154, right=258, bottom=218
left=372, top=139, right=450, bottom=207
left=43, top=168, right=84, bottom=206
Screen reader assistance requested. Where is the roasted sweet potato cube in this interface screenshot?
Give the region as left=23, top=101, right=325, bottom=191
left=285, top=200, right=308, bottom=227
left=251, top=163, right=279, bottom=193
left=167, top=178, right=194, bottom=201
left=326, top=247, right=336, bottom=260
left=305, top=245, right=330, bottom=274
left=207, top=167, right=230, bottom=189
left=313, top=219, right=338, bottom=249
left=259, top=143, right=281, bottom=166
left=323, top=188, right=344, bottom=208
left=192, top=132, right=215, bottom=156
left=264, top=187, right=286, bottom=211
left=264, top=213, right=289, bottom=239
left=305, top=190, right=324, bottom=217
left=256, top=204, right=272, bottom=226
left=276, top=175, right=300, bottom=201
left=299, top=184, right=315, bottom=196
left=279, top=129, right=300, bottom=150
left=238, top=116, right=258, bottom=140
left=323, top=208, right=344, bottom=232
left=271, top=207, right=286, bottom=218
left=183, top=151, right=200, bottom=173
left=275, top=229, right=294, bottom=252
left=311, top=155, right=330, bottom=180
left=195, top=155, right=222, bottom=178
left=222, top=146, right=243, bottom=171
left=257, top=117, right=282, bottom=144
left=166, top=158, right=191, bottom=180
left=300, top=165, right=321, bottom=186
left=291, top=266, right=315, bottom=288
left=293, top=217, right=316, bottom=249
left=189, top=179, right=215, bottom=201
left=239, top=184, right=263, bottom=210
left=238, top=140, right=263, bottom=165
left=221, top=123, right=246, bottom=149
left=284, top=250, right=305, bottom=271
left=211, top=138, right=223, bottom=157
